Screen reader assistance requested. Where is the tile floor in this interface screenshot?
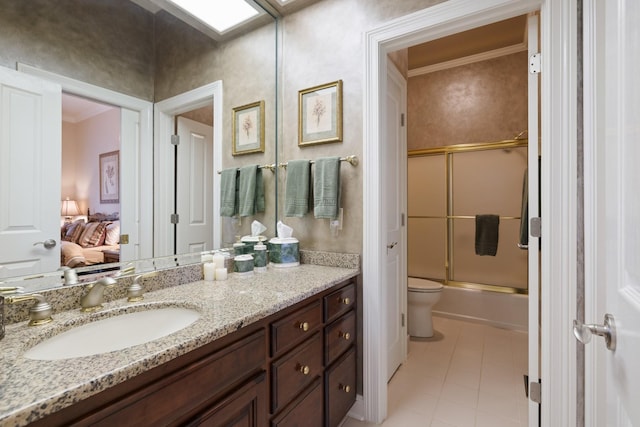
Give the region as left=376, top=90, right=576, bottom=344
left=343, top=316, right=529, bottom=427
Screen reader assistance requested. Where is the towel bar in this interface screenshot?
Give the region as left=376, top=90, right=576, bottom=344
left=217, top=164, right=276, bottom=174
left=279, top=155, right=358, bottom=169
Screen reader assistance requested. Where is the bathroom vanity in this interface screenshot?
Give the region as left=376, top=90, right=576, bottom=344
left=0, top=264, right=359, bottom=427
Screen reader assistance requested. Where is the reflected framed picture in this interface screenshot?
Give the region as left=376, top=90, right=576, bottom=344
left=99, top=150, right=119, bottom=204
left=298, top=80, right=343, bottom=146
left=232, top=100, right=265, bottom=155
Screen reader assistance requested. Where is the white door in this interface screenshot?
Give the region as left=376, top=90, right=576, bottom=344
left=0, top=66, right=61, bottom=278
left=584, top=0, right=640, bottom=424
left=176, top=116, right=213, bottom=254
left=385, top=61, right=407, bottom=381
left=525, top=12, right=541, bottom=427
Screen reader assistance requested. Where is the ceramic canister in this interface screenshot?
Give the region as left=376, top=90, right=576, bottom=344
left=268, top=237, right=300, bottom=267
left=253, top=244, right=267, bottom=271
left=233, top=242, right=253, bottom=256
left=234, top=254, right=254, bottom=274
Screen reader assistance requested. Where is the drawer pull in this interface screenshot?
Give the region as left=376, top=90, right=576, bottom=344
left=298, top=365, right=311, bottom=375
left=298, top=321, right=310, bottom=332
left=339, top=331, right=351, bottom=341
left=339, top=384, right=351, bottom=393
left=339, top=297, right=351, bottom=305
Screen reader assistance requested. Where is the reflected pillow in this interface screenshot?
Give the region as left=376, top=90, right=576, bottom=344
left=105, top=221, right=120, bottom=246
left=78, top=221, right=109, bottom=248
left=63, top=219, right=85, bottom=243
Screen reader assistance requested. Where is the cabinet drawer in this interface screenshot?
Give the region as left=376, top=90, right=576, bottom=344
left=271, top=332, right=322, bottom=414
left=271, top=300, right=322, bottom=357
left=77, top=330, right=266, bottom=426
left=270, top=378, right=323, bottom=427
left=323, top=282, right=355, bottom=323
left=325, top=347, right=356, bottom=427
left=324, top=310, right=356, bottom=365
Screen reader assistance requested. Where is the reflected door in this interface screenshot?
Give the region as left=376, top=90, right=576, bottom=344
left=176, top=116, right=213, bottom=254
left=0, top=67, right=61, bottom=277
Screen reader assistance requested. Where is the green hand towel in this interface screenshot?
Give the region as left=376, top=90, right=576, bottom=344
left=220, top=168, right=238, bottom=217
left=238, top=165, right=258, bottom=217
left=256, top=168, right=265, bottom=213
left=313, top=157, right=341, bottom=219
left=285, top=160, right=311, bottom=217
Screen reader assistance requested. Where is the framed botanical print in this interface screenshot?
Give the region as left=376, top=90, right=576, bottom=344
left=232, top=100, right=265, bottom=155
left=99, top=150, right=119, bottom=204
left=298, top=80, right=343, bottom=146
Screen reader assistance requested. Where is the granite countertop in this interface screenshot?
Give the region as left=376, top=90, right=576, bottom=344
left=0, top=264, right=359, bottom=426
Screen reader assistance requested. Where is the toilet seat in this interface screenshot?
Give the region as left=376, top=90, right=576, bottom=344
left=408, top=278, right=443, bottom=293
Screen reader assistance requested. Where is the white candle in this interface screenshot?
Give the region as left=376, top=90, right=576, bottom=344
left=203, top=262, right=215, bottom=281
left=212, top=253, right=225, bottom=270
left=215, top=268, right=228, bottom=281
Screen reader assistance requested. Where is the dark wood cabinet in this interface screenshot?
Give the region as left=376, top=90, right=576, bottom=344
left=29, top=277, right=358, bottom=427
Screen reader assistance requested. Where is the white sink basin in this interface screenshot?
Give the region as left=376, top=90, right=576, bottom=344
left=24, top=307, right=200, bottom=360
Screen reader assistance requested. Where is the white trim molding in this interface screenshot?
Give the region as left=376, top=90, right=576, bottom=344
left=153, top=82, right=223, bottom=256
left=408, top=42, right=527, bottom=77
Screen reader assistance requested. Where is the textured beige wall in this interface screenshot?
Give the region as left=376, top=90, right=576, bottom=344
left=407, top=52, right=528, bottom=149
left=278, top=0, right=446, bottom=254
left=0, top=0, right=155, bottom=100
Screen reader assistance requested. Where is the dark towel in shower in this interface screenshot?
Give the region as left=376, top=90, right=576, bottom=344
left=475, top=214, right=500, bottom=256
left=519, top=169, right=528, bottom=247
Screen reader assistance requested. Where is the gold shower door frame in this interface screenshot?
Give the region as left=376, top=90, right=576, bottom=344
left=409, top=138, right=529, bottom=295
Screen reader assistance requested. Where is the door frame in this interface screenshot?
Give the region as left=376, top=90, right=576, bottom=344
left=154, top=81, right=223, bottom=257
left=17, top=63, right=154, bottom=261
left=362, top=0, right=578, bottom=424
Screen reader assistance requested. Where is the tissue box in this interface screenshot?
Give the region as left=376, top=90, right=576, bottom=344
left=268, top=237, right=299, bottom=267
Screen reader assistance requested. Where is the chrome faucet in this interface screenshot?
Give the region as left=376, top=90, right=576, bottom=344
left=127, top=271, right=159, bottom=302
left=80, top=277, right=116, bottom=312
left=4, top=293, right=53, bottom=326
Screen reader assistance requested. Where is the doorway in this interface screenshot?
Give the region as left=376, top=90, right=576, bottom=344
left=154, top=81, right=223, bottom=258
left=363, top=0, right=576, bottom=424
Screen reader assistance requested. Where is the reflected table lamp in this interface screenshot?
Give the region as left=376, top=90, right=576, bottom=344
left=61, top=198, right=80, bottom=223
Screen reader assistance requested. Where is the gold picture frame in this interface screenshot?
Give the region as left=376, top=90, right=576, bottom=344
left=232, top=100, right=265, bottom=155
left=99, top=150, right=119, bottom=204
left=298, top=80, right=343, bottom=146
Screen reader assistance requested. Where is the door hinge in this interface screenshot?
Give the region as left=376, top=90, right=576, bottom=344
left=400, top=113, right=405, bottom=127
left=401, top=313, right=405, bottom=327
left=524, top=375, right=542, bottom=404
left=120, top=234, right=129, bottom=244
left=529, top=53, right=541, bottom=74
left=530, top=217, right=541, bottom=238
left=401, top=213, right=405, bottom=227
left=171, top=134, right=180, bottom=146
left=170, top=213, right=179, bottom=224
left=529, top=381, right=541, bottom=404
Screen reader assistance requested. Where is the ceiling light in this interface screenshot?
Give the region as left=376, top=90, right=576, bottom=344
left=167, top=0, right=260, bottom=33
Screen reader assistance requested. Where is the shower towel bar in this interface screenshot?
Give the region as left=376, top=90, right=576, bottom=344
left=409, top=215, right=521, bottom=220
left=217, top=164, right=276, bottom=174
left=279, top=155, right=358, bottom=169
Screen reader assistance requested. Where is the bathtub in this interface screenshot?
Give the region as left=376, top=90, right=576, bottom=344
left=432, top=285, right=528, bottom=332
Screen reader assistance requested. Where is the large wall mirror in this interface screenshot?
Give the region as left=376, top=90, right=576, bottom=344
left=0, top=0, right=278, bottom=292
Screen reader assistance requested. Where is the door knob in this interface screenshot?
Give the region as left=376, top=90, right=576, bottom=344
left=33, top=239, right=56, bottom=249
left=573, top=313, right=616, bottom=351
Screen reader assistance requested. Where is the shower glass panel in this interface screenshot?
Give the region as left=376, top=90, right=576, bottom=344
left=407, top=155, right=446, bottom=280
left=450, top=147, right=528, bottom=289
left=407, top=140, right=528, bottom=293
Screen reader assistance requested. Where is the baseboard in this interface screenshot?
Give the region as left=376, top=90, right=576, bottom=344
left=344, top=394, right=365, bottom=422
left=433, top=311, right=527, bottom=332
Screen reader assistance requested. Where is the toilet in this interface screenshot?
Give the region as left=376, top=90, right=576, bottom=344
left=408, top=277, right=443, bottom=338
